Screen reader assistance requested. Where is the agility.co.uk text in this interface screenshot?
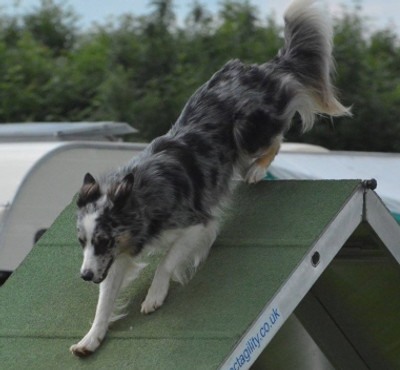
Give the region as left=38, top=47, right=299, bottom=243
left=229, top=307, right=281, bottom=370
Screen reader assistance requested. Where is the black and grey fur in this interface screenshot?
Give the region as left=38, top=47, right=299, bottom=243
left=71, top=0, right=350, bottom=357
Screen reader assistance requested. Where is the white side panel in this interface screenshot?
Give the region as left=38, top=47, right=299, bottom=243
left=0, top=143, right=63, bottom=207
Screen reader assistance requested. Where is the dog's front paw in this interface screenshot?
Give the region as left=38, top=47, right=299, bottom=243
left=70, top=343, right=94, bottom=358
left=70, top=333, right=102, bottom=357
left=141, top=278, right=169, bottom=314
left=140, top=290, right=168, bottom=314
left=140, top=296, right=163, bottom=315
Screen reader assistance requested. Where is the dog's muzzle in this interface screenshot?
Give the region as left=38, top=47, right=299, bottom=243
left=80, top=258, right=114, bottom=284
left=81, top=269, right=94, bottom=281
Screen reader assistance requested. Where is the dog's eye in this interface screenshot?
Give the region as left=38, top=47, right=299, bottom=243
left=97, top=236, right=109, bottom=246
left=78, top=237, right=86, bottom=247
left=94, top=236, right=111, bottom=254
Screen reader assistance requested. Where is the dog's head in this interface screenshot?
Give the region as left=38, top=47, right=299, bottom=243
left=75, top=172, right=141, bottom=283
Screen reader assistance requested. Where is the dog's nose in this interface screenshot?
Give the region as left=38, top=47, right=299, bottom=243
left=81, top=269, right=94, bottom=281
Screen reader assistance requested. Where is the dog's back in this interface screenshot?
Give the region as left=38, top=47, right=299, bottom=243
left=129, top=0, right=351, bottom=226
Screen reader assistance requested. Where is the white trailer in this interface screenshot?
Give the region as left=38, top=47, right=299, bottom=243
left=0, top=141, right=146, bottom=274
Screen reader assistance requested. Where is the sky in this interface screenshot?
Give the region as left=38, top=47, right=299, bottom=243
left=1, top=0, right=399, bottom=34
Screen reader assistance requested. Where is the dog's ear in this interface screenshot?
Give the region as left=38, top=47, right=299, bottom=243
left=83, top=172, right=96, bottom=186
left=77, top=173, right=101, bottom=208
left=108, top=173, right=134, bottom=209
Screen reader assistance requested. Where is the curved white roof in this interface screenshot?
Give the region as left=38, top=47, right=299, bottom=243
left=0, top=122, right=137, bottom=141
left=280, top=142, right=329, bottom=153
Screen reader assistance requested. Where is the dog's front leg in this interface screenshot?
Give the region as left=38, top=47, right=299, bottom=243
left=70, top=256, right=128, bottom=357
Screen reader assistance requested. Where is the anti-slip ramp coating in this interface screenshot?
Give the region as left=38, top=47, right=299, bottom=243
left=0, top=180, right=399, bottom=369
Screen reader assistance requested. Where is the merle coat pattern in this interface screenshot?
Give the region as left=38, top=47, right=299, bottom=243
left=71, top=0, right=350, bottom=357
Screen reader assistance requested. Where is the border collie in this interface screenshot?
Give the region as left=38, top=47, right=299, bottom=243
left=70, top=0, right=350, bottom=356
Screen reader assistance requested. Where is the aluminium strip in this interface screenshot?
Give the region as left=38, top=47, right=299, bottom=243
left=219, top=186, right=364, bottom=370
left=364, top=190, right=400, bottom=264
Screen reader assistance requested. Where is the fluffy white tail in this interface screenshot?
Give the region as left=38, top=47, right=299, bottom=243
left=279, top=0, right=351, bottom=130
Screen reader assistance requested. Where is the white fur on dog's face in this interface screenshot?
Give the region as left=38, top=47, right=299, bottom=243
left=78, top=212, right=116, bottom=284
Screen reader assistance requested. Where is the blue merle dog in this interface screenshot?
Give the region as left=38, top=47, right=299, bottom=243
left=71, top=0, right=350, bottom=357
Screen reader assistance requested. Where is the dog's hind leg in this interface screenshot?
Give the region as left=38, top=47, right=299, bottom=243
left=244, top=136, right=281, bottom=184
left=141, top=219, right=219, bottom=314
left=70, top=256, right=141, bottom=357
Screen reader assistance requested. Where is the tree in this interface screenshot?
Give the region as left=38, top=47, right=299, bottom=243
left=0, top=0, right=399, bottom=151
left=23, top=0, right=78, bottom=55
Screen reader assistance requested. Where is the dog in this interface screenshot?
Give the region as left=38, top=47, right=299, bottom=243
left=70, top=0, right=350, bottom=357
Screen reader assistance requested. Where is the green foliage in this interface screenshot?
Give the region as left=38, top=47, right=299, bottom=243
left=23, top=0, right=78, bottom=55
left=0, top=0, right=399, bottom=151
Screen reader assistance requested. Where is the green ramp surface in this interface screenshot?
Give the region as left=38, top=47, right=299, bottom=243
left=0, top=180, right=361, bottom=369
